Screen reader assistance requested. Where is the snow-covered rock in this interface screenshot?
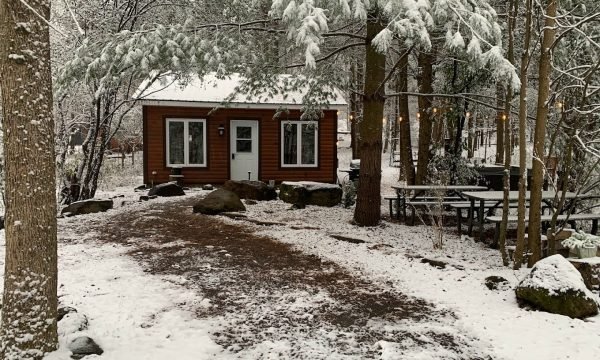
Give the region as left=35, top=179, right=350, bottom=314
left=61, top=199, right=113, bottom=216
left=192, top=189, right=245, bottom=215
left=58, top=312, right=89, bottom=337
left=515, top=255, right=599, bottom=318
left=148, top=182, right=185, bottom=197
left=223, top=180, right=277, bottom=201
left=68, top=336, right=103, bottom=359
left=279, top=181, right=342, bottom=207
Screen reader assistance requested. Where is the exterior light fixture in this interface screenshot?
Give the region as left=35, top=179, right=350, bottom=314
left=218, top=124, right=225, bottom=136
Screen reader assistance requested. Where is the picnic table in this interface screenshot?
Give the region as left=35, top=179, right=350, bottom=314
left=461, top=190, right=590, bottom=241
left=389, top=184, right=488, bottom=221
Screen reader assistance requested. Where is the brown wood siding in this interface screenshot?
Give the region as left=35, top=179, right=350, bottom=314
left=143, top=105, right=338, bottom=185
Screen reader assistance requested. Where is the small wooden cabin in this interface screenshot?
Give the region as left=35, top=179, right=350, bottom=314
left=136, top=74, right=346, bottom=185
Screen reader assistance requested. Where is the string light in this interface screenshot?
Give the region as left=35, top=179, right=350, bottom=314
left=556, top=101, right=563, bottom=109
left=466, top=112, right=471, bottom=118
left=398, top=116, right=403, bottom=123
left=416, top=112, right=421, bottom=120
left=501, top=114, right=507, bottom=121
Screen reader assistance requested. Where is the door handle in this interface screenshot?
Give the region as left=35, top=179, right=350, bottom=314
left=232, top=153, right=235, bottom=160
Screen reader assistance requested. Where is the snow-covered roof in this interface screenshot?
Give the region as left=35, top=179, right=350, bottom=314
left=135, top=73, right=347, bottom=111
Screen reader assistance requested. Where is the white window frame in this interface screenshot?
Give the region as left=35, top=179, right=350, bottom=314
left=280, top=120, right=319, bottom=168
left=165, top=118, right=207, bottom=167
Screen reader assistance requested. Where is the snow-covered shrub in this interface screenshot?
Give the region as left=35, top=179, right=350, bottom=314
left=561, top=231, right=600, bottom=249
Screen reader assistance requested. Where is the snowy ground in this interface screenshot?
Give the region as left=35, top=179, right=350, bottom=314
left=0, top=141, right=598, bottom=359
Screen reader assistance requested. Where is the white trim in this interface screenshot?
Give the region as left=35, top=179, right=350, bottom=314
left=281, top=121, right=319, bottom=168
left=165, top=118, right=207, bottom=167
left=139, top=99, right=347, bottom=112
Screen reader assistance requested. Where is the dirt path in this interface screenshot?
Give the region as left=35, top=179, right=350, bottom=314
left=70, top=196, right=492, bottom=359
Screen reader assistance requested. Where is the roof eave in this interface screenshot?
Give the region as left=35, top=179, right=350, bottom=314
left=137, top=99, right=348, bottom=111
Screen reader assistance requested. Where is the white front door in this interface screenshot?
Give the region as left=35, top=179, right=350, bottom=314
left=230, top=120, right=259, bottom=181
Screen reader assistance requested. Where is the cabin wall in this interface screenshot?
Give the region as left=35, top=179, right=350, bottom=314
left=143, top=105, right=338, bottom=185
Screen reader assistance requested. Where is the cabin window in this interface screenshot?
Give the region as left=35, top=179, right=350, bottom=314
left=166, top=118, right=207, bottom=167
left=281, top=121, right=318, bottom=167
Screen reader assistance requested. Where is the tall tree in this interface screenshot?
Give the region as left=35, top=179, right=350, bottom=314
left=0, top=0, right=58, bottom=357
left=415, top=48, right=435, bottom=185
left=513, top=0, right=534, bottom=269
left=528, top=0, right=558, bottom=267
left=397, top=49, right=415, bottom=185
left=354, top=8, right=386, bottom=225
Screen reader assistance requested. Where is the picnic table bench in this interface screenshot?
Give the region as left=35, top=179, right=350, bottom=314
left=486, top=213, right=600, bottom=245
left=389, top=185, right=488, bottom=222
left=462, top=190, right=594, bottom=242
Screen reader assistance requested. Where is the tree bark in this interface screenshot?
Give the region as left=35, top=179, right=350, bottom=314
left=495, top=83, right=505, bottom=163
left=514, top=0, right=534, bottom=269
left=397, top=50, right=415, bottom=185
left=350, top=61, right=360, bottom=159
left=353, top=9, right=385, bottom=226
left=498, top=0, right=517, bottom=266
left=528, top=0, right=557, bottom=267
left=0, top=0, right=58, bottom=357
left=415, top=49, right=435, bottom=185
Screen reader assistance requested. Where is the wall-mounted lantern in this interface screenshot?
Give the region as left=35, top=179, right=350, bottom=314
left=218, top=124, right=225, bottom=136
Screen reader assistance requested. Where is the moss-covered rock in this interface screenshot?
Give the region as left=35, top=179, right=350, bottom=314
left=515, top=255, right=599, bottom=318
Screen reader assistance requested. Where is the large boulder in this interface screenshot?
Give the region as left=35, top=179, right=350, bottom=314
left=223, top=180, right=277, bottom=201
left=279, top=181, right=342, bottom=207
left=193, top=189, right=246, bottom=215
left=68, top=336, right=103, bottom=359
left=515, top=255, right=599, bottom=318
left=148, top=182, right=185, bottom=197
left=569, top=258, right=600, bottom=291
left=61, top=199, right=113, bottom=216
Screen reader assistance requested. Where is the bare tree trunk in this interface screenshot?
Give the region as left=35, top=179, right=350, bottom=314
left=397, top=51, right=415, bottom=184
left=495, top=83, right=505, bottom=163
left=0, top=0, right=58, bottom=357
left=354, top=9, right=385, bottom=226
left=350, top=61, right=360, bottom=159
left=528, top=0, right=557, bottom=267
left=497, top=0, right=517, bottom=266
left=514, top=0, right=534, bottom=269
left=415, top=48, right=435, bottom=185
left=383, top=117, right=390, bottom=154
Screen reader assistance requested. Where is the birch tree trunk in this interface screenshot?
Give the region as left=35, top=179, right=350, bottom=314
left=353, top=9, right=385, bottom=226
left=528, top=0, right=557, bottom=267
left=0, top=0, right=59, bottom=357
left=514, top=0, right=534, bottom=269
